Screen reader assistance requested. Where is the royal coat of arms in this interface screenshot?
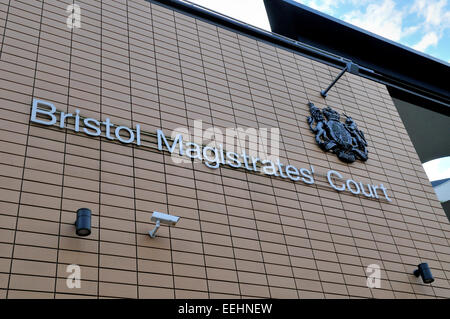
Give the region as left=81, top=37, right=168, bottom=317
left=307, top=102, right=368, bottom=163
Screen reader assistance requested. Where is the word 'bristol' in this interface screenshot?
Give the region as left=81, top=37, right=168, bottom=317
left=31, top=99, right=141, bottom=145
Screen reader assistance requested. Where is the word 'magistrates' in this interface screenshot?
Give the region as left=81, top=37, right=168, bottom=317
left=30, top=99, right=392, bottom=202
left=157, top=129, right=314, bottom=184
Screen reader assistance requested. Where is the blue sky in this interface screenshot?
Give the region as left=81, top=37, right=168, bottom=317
left=188, top=0, right=450, bottom=181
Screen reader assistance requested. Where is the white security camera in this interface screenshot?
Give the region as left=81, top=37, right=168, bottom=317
left=149, top=211, right=180, bottom=238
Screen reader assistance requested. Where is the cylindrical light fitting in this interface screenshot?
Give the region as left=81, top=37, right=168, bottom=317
left=75, top=208, right=91, bottom=236
left=413, top=262, right=434, bottom=284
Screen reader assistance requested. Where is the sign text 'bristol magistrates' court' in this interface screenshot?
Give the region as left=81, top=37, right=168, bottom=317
left=30, top=99, right=392, bottom=202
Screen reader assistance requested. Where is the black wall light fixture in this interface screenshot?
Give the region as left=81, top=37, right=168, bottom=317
left=413, top=263, right=434, bottom=284
left=75, top=208, right=91, bottom=236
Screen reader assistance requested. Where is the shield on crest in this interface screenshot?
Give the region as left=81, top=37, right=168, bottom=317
left=328, top=120, right=352, bottom=148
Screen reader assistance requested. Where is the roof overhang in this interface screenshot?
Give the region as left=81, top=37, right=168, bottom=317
left=264, top=0, right=450, bottom=115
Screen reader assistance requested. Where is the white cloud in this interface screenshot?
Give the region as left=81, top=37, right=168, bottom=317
left=409, top=0, right=450, bottom=53
left=413, top=31, right=439, bottom=51
left=411, top=0, right=449, bottom=27
left=297, top=0, right=372, bottom=15
left=403, top=25, right=421, bottom=37
left=298, top=0, right=343, bottom=14
left=341, top=0, right=409, bottom=41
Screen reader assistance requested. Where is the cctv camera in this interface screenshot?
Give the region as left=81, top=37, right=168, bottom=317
left=149, top=211, right=180, bottom=238
left=151, top=211, right=180, bottom=226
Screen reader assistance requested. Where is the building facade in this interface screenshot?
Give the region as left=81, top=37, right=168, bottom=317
left=0, top=0, right=449, bottom=299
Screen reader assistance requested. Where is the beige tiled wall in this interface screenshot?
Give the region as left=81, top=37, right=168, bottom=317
left=0, top=0, right=449, bottom=299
